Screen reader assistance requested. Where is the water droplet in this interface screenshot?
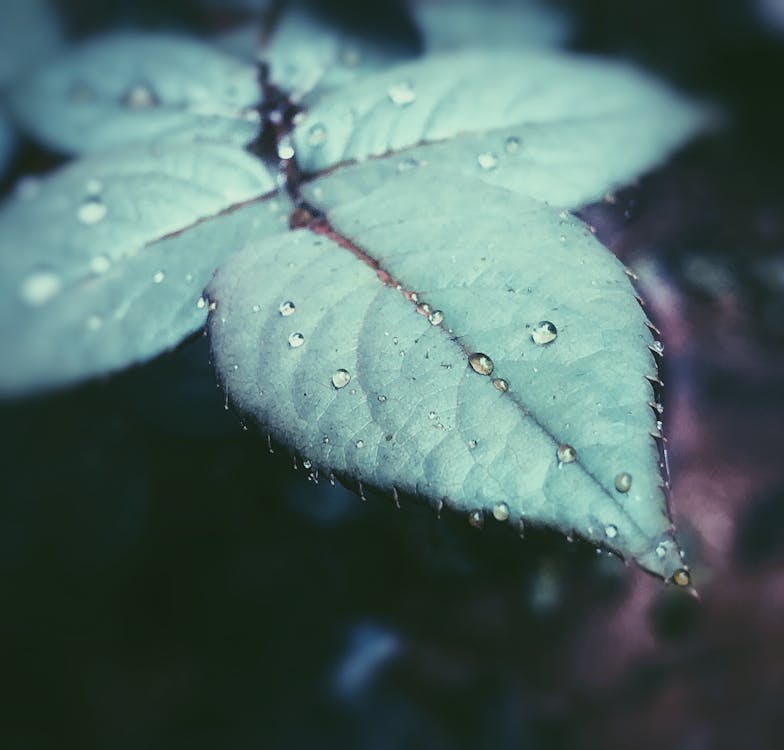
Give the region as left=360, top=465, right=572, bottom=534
left=251, top=304, right=260, bottom=313
left=604, top=524, right=618, bottom=539
left=355, top=439, right=365, bottom=449
left=20, top=269, right=62, bottom=306
left=302, top=459, right=312, bottom=470
left=614, top=472, right=632, bottom=493
left=428, top=411, right=437, bottom=420
left=655, top=542, right=668, bottom=559
left=331, top=368, right=351, bottom=389
left=288, top=332, right=305, bottom=348
left=77, top=197, right=107, bottom=225
left=556, top=444, right=577, bottom=463
left=196, top=296, right=206, bottom=309
left=322, top=435, right=330, bottom=445
left=504, top=136, right=521, bottom=154
left=377, top=395, right=387, bottom=402
left=672, top=569, right=691, bottom=587
left=387, top=81, right=416, bottom=106
left=468, top=439, right=478, bottom=449
left=397, top=158, right=422, bottom=173
left=492, top=378, right=508, bottom=392
left=85, top=314, right=103, bottom=331
left=492, top=502, right=509, bottom=522
left=152, top=271, right=165, bottom=284
left=122, top=83, right=158, bottom=109
left=477, top=151, right=498, bottom=170
left=307, top=123, right=327, bottom=147
left=89, top=254, right=111, bottom=275
left=278, top=300, right=296, bottom=316
left=468, top=352, right=494, bottom=376
left=208, top=301, right=217, bottom=312
left=428, top=309, right=444, bottom=326
left=416, top=302, right=431, bottom=315
left=531, top=321, right=557, bottom=345
left=277, top=139, right=294, bottom=160
left=649, top=340, right=664, bottom=356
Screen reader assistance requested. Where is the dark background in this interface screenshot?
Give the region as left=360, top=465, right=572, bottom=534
left=2, top=1, right=783, bottom=748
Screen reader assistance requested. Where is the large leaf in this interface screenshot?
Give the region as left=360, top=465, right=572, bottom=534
left=8, top=32, right=262, bottom=155
left=207, top=165, right=687, bottom=582
left=292, top=50, right=706, bottom=208
left=0, top=142, right=287, bottom=395
left=412, top=0, right=573, bottom=52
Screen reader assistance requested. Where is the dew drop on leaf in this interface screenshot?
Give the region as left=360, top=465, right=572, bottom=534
left=492, top=502, right=510, bottom=522
left=604, top=524, right=618, bottom=539
left=556, top=444, right=577, bottom=463
left=196, top=296, right=206, bottom=309
left=492, top=378, right=509, bottom=392
left=504, top=136, right=521, bottom=154
left=251, top=304, right=260, bottom=313
left=655, top=542, right=668, bottom=559
left=468, top=352, right=494, bottom=376
left=377, top=395, right=387, bottom=402
left=278, top=300, right=296, bottom=316
left=89, top=254, right=111, bottom=275
left=77, top=197, right=107, bottom=225
left=288, top=332, right=305, bottom=348
left=477, top=151, right=499, bottom=170
left=468, top=510, right=484, bottom=529
left=85, top=314, right=103, bottom=331
left=416, top=302, right=432, bottom=315
left=307, top=124, right=328, bottom=147
left=152, top=271, right=165, bottom=284
left=672, top=569, right=691, bottom=587
left=19, top=269, right=62, bottom=306
left=122, top=83, right=158, bottom=109
left=428, top=309, right=444, bottom=325
left=331, top=369, right=351, bottom=389
left=387, top=81, right=416, bottom=106
left=355, top=439, right=365, bottom=449
left=615, top=472, right=633, bottom=493
left=531, top=320, right=558, bottom=345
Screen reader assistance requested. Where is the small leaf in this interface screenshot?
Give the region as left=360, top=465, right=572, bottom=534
left=413, top=0, right=573, bottom=52
left=208, top=166, right=684, bottom=581
left=0, top=142, right=287, bottom=395
left=9, top=32, right=262, bottom=155
left=293, top=50, right=706, bottom=207
left=262, top=6, right=413, bottom=103
left=0, top=0, right=64, bottom=87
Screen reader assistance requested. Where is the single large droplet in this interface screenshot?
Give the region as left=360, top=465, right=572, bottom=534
left=428, top=310, right=444, bottom=326
left=655, top=542, right=669, bottom=559
left=277, top=139, right=295, bottom=160
left=278, top=300, right=296, bottom=316
left=468, top=352, right=494, bottom=376
left=615, top=472, right=632, bottom=493
left=493, top=378, right=509, bottom=392
left=387, top=81, right=416, bottom=106
left=331, top=369, right=351, bottom=389
left=604, top=524, right=618, bottom=539
left=307, top=124, right=327, bottom=147
left=20, top=269, right=62, bottom=306
left=122, top=83, right=158, bottom=109
left=477, top=151, right=498, bottom=170
left=77, top=196, right=107, bottom=225
left=288, top=332, right=305, bottom=348
left=152, top=271, right=165, bottom=284
left=492, top=502, right=510, bottom=522
left=556, top=444, right=577, bottom=463
left=532, top=321, right=557, bottom=345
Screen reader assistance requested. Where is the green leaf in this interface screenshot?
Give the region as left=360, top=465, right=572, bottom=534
left=207, top=165, right=686, bottom=582
left=8, top=32, right=262, bottom=155
left=0, top=142, right=288, bottom=395
left=292, top=50, right=706, bottom=208
left=0, top=0, right=64, bottom=87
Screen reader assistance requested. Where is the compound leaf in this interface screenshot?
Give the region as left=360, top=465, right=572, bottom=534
left=0, top=142, right=287, bottom=395
left=9, top=32, right=262, bottom=155
left=208, top=165, right=686, bottom=582
left=292, top=50, right=706, bottom=208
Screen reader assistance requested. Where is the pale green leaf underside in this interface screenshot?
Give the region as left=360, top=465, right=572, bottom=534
left=0, top=142, right=286, bottom=395
left=208, top=166, right=682, bottom=579
left=293, top=50, right=705, bottom=208
left=9, top=32, right=262, bottom=154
